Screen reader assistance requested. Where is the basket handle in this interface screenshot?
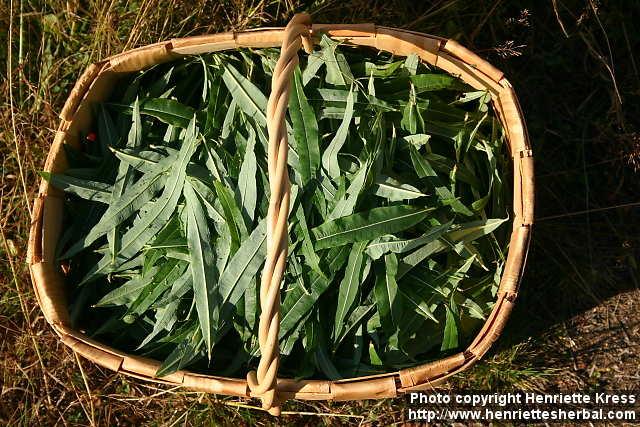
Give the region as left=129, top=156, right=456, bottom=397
left=246, top=13, right=313, bottom=416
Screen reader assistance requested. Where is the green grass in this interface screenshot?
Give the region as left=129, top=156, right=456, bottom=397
left=2, top=0, right=639, bottom=425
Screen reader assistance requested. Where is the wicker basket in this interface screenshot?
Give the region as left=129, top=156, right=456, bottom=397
left=27, top=15, right=534, bottom=415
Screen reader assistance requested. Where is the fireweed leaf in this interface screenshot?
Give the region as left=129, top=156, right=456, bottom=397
left=236, top=127, right=257, bottom=223
left=184, top=181, right=219, bottom=357
left=374, top=254, right=403, bottom=337
left=94, top=266, right=159, bottom=307
left=321, top=85, right=355, bottom=179
left=40, top=172, right=113, bottom=203
left=213, top=180, right=248, bottom=253
left=279, top=245, right=350, bottom=341
left=319, top=34, right=354, bottom=86
left=302, top=52, right=324, bottom=86
left=221, top=62, right=268, bottom=125
left=157, top=327, right=204, bottom=377
left=365, top=221, right=453, bottom=260
left=138, top=98, right=196, bottom=128
left=289, top=67, right=320, bottom=184
left=372, top=174, right=427, bottom=201
left=61, top=159, right=173, bottom=259
left=334, top=241, right=368, bottom=339
left=312, top=205, right=434, bottom=250
left=410, top=145, right=474, bottom=216
left=115, top=117, right=198, bottom=261
left=216, top=220, right=267, bottom=335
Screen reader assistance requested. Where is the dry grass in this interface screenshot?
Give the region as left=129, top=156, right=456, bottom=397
left=1, top=0, right=639, bottom=425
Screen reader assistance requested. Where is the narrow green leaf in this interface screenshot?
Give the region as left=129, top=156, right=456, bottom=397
left=335, top=304, right=375, bottom=347
left=319, top=35, right=354, bottom=86
left=447, top=218, right=507, bottom=242
left=147, top=66, right=174, bottom=98
left=315, top=346, right=342, bottom=380
left=111, top=148, right=165, bottom=174
left=221, top=62, right=267, bottom=125
left=369, top=343, right=383, bottom=366
left=129, top=259, right=186, bottom=315
left=236, top=128, right=257, bottom=222
left=411, top=73, right=466, bottom=93
left=127, top=97, right=142, bottom=147
left=40, top=172, right=112, bottom=203
left=441, top=304, right=459, bottom=351
left=139, top=98, right=196, bottom=128
left=154, top=266, right=193, bottom=307
left=289, top=67, right=320, bottom=184
left=410, top=145, right=473, bottom=216
left=61, top=169, right=169, bottom=259
left=294, top=206, right=323, bottom=276
left=374, top=253, right=403, bottom=336
left=221, top=99, right=237, bottom=140
left=312, top=205, right=433, bottom=250
left=115, top=117, right=198, bottom=261
left=184, top=181, right=219, bottom=357
left=333, top=241, right=367, bottom=339
left=97, top=104, right=119, bottom=154
left=398, top=284, right=438, bottom=323
left=363, top=60, right=404, bottom=78
left=401, top=84, right=418, bottom=134
left=157, top=327, right=204, bottom=377
left=216, top=220, right=267, bottom=329
left=302, top=53, right=324, bottom=86
left=404, top=54, right=419, bottom=75
left=138, top=300, right=179, bottom=349
left=109, top=102, right=142, bottom=261
left=328, top=161, right=368, bottom=220
left=373, top=174, right=427, bottom=201
left=213, top=220, right=232, bottom=274
left=365, top=221, right=452, bottom=260
left=398, top=218, right=507, bottom=278
left=280, top=245, right=350, bottom=340
left=321, top=85, right=355, bottom=179
left=94, top=267, right=158, bottom=307
left=213, top=180, right=248, bottom=252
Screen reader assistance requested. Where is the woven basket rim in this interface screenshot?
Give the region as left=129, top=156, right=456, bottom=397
left=27, top=23, right=534, bottom=403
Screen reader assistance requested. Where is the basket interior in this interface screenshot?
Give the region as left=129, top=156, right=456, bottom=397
left=28, top=25, right=533, bottom=401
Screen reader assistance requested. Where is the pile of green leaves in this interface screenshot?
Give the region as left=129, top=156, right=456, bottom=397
left=45, top=35, right=510, bottom=380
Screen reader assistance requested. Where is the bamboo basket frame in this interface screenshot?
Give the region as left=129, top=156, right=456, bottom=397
left=27, top=22, right=534, bottom=408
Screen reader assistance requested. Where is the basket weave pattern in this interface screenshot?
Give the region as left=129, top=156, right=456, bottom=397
left=27, top=19, right=534, bottom=411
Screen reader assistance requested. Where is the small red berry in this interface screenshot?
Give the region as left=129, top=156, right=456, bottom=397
left=86, top=132, right=97, bottom=142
